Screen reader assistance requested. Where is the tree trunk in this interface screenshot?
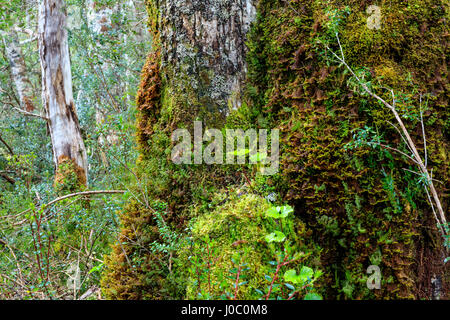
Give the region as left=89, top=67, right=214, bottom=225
left=3, top=31, right=35, bottom=112
left=101, top=0, right=259, bottom=299
left=86, top=0, right=120, bottom=167
left=158, top=0, right=257, bottom=118
left=38, top=0, right=88, bottom=188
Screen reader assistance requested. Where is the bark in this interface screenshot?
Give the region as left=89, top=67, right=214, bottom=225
left=38, top=0, right=88, bottom=186
left=158, top=0, right=257, bottom=117
left=3, top=31, right=35, bottom=112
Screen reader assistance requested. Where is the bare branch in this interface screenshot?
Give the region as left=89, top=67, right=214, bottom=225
left=11, top=105, right=48, bottom=121
left=321, top=33, right=447, bottom=236
left=13, top=190, right=126, bottom=224
left=419, top=95, right=428, bottom=168
left=0, top=133, right=14, bottom=155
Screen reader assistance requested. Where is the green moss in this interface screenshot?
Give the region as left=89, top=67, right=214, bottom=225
left=177, top=193, right=322, bottom=299
left=54, top=156, right=86, bottom=194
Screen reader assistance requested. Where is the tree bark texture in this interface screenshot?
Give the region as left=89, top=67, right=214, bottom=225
left=157, top=0, right=257, bottom=119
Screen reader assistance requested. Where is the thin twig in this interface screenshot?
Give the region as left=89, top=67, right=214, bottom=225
left=0, top=133, right=13, bottom=155
left=320, top=33, right=447, bottom=236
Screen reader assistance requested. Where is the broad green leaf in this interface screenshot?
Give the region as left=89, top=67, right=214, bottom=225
left=265, top=231, right=286, bottom=243
left=283, top=269, right=298, bottom=283
left=265, top=205, right=293, bottom=219
left=280, top=205, right=294, bottom=216
left=299, top=266, right=314, bottom=282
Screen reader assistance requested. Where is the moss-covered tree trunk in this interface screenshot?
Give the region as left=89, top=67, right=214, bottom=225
left=103, top=0, right=448, bottom=300
left=101, top=0, right=258, bottom=299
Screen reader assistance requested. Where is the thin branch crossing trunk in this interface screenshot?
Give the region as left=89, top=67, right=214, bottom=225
left=322, top=33, right=447, bottom=237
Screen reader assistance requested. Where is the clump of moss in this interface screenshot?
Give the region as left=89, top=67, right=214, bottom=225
left=54, top=155, right=86, bottom=194
left=101, top=198, right=173, bottom=299
left=136, top=51, right=161, bottom=153
left=177, top=192, right=322, bottom=299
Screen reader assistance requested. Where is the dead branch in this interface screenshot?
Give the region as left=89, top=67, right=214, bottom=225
left=320, top=33, right=447, bottom=236
left=0, top=133, right=14, bottom=154
left=12, top=190, right=126, bottom=226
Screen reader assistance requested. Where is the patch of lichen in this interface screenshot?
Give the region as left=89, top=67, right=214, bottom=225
left=244, top=0, right=448, bottom=299
left=54, top=156, right=87, bottom=194
left=177, top=192, right=322, bottom=299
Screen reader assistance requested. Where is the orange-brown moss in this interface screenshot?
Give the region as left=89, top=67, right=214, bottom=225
left=136, top=50, right=161, bottom=153
left=54, top=155, right=87, bottom=193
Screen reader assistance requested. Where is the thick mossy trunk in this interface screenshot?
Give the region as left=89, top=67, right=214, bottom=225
left=102, top=0, right=448, bottom=299
left=101, top=0, right=258, bottom=299
left=245, top=0, right=448, bottom=299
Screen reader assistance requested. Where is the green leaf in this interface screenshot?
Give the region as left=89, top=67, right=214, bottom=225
left=265, top=205, right=293, bottom=219
left=299, top=266, right=314, bottom=282
left=88, top=263, right=104, bottom=274
left=304, top=292, right=322, bottom=300
left=284, top=266, right=316, bottom=285
left=285, top=283, right=295, bottom=291
left=283, top=269, right=298, bottom=283
left=265, top=207, right=282, bottom=218
left=265, top=231, right=286, bottom=243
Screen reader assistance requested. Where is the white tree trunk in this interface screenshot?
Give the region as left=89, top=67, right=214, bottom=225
left=38, top=0, right=88, bottom=185
left=3, top=31, right=35, bottom=112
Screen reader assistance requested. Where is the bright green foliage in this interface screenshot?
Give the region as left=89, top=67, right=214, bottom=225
left=177, top=194, right=322, bottom=300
